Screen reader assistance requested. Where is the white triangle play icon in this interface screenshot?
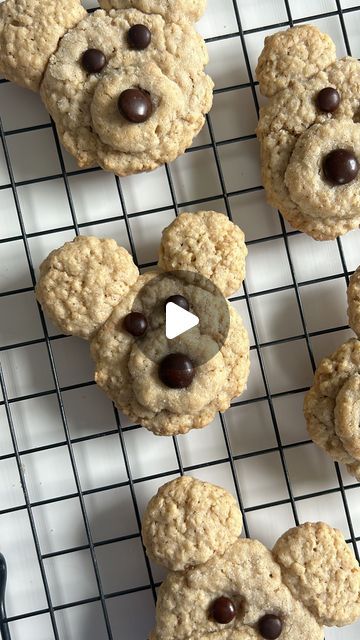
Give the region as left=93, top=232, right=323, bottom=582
left=166, top=302, right=199, bottom=340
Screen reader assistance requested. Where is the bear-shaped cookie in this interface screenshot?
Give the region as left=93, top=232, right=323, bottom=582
left=142, top=476, right=360, bottom=640
left=256, top=24, right=360, bottom=240
left=305, top=265, right=360, bottom=480
left=36, top=211, right=250, bottom=436
left=0, top=0, right=213, bottom=175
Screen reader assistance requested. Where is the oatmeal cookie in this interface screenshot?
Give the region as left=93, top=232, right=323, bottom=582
left=36, top=212, right=249, bottom=436
left=256, top=25, right=360, bottom=240
left=142, top=476, right=360, bottom=640
left=0, top=0, right=213, bottom=175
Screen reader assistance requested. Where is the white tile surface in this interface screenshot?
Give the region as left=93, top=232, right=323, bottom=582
left=206, top=37, right=248, bottom=89
left=246, top=503, right=296, bottom=548
left=18, top=179, right=74, bottom=235
left=235, top=451, right=289, bottom=508
left=72, top=434, right=127, bottom=492
left=236, top=0, right=288, bottom=30
left=219, top=138, right=262, bottom=192
left=11, top=395, right=64, bottom=450
left=0, top=509, right=48, bottom=618
left=176, top=415, right=228, bottom=467
left=6, top=130, right=61, bottom=182
left=251, top=288, right=303, bottom=343
left=84, top=486, right=138, bottom=541
left=289, top=0, right=337, bottom=18
left=261, top=339, right=314, bottom=394
left=300, top=277, right=349, bottom=333
left=22, top=446, right=77, bottom=503
left=230, top=190, right=281, bottom=241
left=227, top=401, right=276, bottom=456
left=44, top=550, right=99, bottom=607
left=287, top=233, right=344, bottom=282
left=95, top=538, right=149, bottom=593
left=0, top=189, right=19, bottom=239
left=211, top=88, right=258, bottom=141
left=0, top=291, right=43, bottom=347
left=32, top=498, right=87, bottom=555
left=246, top=238, right=293, bottom=293
left=0, top=83, right=49, bottom=132
left=124, top=426, right=178, bottom=480
left=0, top=240, right=32, bottom=292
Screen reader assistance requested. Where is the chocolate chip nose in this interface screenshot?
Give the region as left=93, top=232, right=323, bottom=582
left=118, top=88, right=153, bottom=123
left=158, top=353, right=195, bottom=389
left=323, top=148, right=359, bottom=185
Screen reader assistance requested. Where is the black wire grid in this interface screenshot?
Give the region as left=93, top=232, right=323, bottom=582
left=0, top=1, right=360, bottom=638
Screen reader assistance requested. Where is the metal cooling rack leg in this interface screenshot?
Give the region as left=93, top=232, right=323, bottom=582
left=0, top=554, right=11, bottom=640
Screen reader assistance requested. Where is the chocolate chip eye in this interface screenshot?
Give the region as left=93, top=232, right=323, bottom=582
left=258, top=614, right=283, bottom=639
left=123, top=312, right=148, bottom=336
left=211, top=596, right=236, bottom=624
left=128, top=24, right=152, bottom=50
left=165, top=295, right=190, bottom=311
left=323, top=148, right=359, bottom=185
left=81, top=48, right=107, bottom=73
left=316, top=87, right=340, bottom=113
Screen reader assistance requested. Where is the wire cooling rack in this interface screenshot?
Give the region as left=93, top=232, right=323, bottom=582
left=1, top=0, right=360, bottom=638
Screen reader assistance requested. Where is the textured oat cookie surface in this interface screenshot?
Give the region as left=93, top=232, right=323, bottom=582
left=273, top=521, right=360, bottom=626
left=304, top=338, right=360, bottom=481
left=36, top=211, right=250, bottom=437
left=0, top=0, right=87, bottom=91
left=91, top=271, right=250, bottom=436
left=256, top=24, right=360, bottom=240
left=305, top=270, right=360, bottom=478
left=142, top=476, right=360, bottom=640
left=158, top=211, right=248, bottom=297
left=142, top=476, right=243, bottom=571
left=0, top=0, right=213, bottom=176
left=348, top=267, right=360, bottom=336
left=35, top=236, right=139, bottom=340
left=98, top=0, right=207, bottom=21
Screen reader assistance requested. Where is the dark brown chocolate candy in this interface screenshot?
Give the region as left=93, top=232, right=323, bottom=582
left=259, top=614, right=283, bottom=639
left=128, top=24, right=151, bottom=50
left=158, top=353, right=195, bottom=389
left=123, top=312, right=148, bottom=337
left=81, top=49, right=106, bottom=73
left=316, top=87, right=340, bottom=113
left=118, top=88, right=153, bottom=123
left=166, top=295, right=190, bottom=311
left=323, top=148, right=359, bottom=185
left=211, top=596, right=236, bottom=624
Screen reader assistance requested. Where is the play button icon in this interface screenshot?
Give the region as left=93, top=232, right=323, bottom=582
left=166, top=302, right=199, bottom=340
left=130, top=270, right=230, bottom=366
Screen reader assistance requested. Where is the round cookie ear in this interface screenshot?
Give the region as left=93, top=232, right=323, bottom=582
left=348, top=267, right=360, bottom=337
left=142, top=476, right=243, bottom=572
left=273, top=522, right=360, bottom=627
left=98, top=0, right=206, bottom=21
left=0, top=0, right=87, bottom=92
left=256, top=25, right=336, bottom=97
left=36, top=236, right=139, bottom=340
left=158, top=211, right=247, bottom=297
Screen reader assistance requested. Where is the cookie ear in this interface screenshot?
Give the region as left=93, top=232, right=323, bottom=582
left=273, top=522, right=360, bottom=627
left=348, top=267, right=360, bottom=337
left=142, top=476, right=242, bottom=572
left=98, top=0, right=206, bottom=21
left=36, top=236, right=139, bottom=340
left=0, top=0, right=87, bottom=92
left=158, top=211, right=247, bottom=297
left=256, top=24, right=336, bottom=97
